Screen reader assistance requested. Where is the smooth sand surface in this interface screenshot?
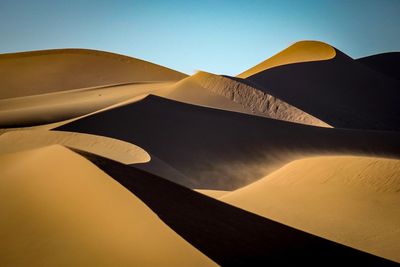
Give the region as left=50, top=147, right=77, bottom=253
left=0, top=145, right=215, bottom=267
left=237, top=40, right=336, bottom=78
left=357, top=52, right=400, bottom=81
left=0, top=82, right=170, bottom=127
left=195, top=189, right=229, bottom=198
left=246, top=46, right=400, bottom=131
left=0, top=130, right=150, bottom=164
left=57, top=95, right=400, bottom=190
left=0, top=49, right=186, bottom=99
left=77, top=151, right=395, bottom=266
left=221, top=156, right=400, bottom=262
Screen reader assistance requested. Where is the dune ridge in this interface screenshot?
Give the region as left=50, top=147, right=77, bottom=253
left=0, top=145, right=215, bottom=266
left=237, top=40, right=336, bottom=78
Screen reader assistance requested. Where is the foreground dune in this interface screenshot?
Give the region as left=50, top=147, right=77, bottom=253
left=237, top=40, right=336, bottom=78
left=0, top=130, right=150, bottom=164
left=0, top=145, right=215, bottom=267
left=0, top=49, right=186, bottom=99
left=57, top=95, right=400, bottom=190
left=221, top=156, right=400, bottom=262
left=75, top=150, right=395, bottom=266
left=244, top=43, right=400, bottom=131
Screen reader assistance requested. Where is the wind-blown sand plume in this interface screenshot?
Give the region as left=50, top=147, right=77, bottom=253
left=0, top=48, right=186, bottom=99
left=57, top=95, right=400, bottom=190
left=237, top=40, right=336, bottom=78
left=75, top=150, right=396, bottom=266
left=0, top=130, right=150, bottom=164
left=0, top=82, right=170, bottom=127
left=220, top=156, right=400, bottom=262
left=0, top=145, right=215, bottom=267
left=357, top=52, right=400, bottom=81
left=190, top=71, right=330, bottom=127
left=245, top=44, right=400, bottom=131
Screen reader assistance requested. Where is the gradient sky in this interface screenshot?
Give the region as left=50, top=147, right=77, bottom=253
left=1, top=0, right=399, bottom=75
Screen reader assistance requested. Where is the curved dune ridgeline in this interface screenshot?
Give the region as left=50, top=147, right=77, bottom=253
left=76, top=150, right=397, bottom=266
left=237, top=40, right=336, bottom=78
left=245, top=47, right=400, bottom=131
left=356, top=52, right=400, bottom=81
left=221, top=156, right=400, bottom=262
left=57, top=95, right=400, bottom=190
left=0, top=146, right=215, bottom=267
left=0, top=49, right=186, bottom=99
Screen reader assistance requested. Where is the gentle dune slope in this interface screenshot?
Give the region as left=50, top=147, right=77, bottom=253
left=237, top=40, right=336, bottom=78
left=76, top=150, right=396, bottom=266
left=246, top=47, right=400, bottom=131
left=357, top=52, right=400, bottom=81
left=0, top=49, right=186, bottom=99
left=57, top=95, right=400, bottom=190
left=0, top=145, right=215, bottom=267
left=0, top=130, right=150, bottom=164
left=0, top=82, right=169, bottom=127
left=191, top=71, right=329, bottom=127
left=221, top=156, right=400, bottom=262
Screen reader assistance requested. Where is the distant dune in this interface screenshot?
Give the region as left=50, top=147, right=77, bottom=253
left=0, top=49, right=186, bottom=99
left=244, top=43, right=400, bottom=131
left=77, top=150, right=395, bottom=266
left=57, top=95, right=400, bottom=190
left=221, top=156, right=400, bottom=262
left=357, top=52, right=400, bottom=81
left=237, top=40, right=336, bottom=78
left=0, top=145, right=215, bottom=266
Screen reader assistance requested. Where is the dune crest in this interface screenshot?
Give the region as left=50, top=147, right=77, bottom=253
left=237, top=40, right=336, bottom=78
left=221, top=156, right=400, bottom=262
left=0, top=48, right=186, bottom=99
left=0, top=130, right=150, bottom=164
left=0, top=145, right=215, bottom=266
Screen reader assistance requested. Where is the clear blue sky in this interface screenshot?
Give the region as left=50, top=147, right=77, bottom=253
left=1, top=0, right=399, bottom=75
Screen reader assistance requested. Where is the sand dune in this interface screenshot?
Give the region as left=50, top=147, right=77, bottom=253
left=0, top=130, right=150, bottom=164
left=0, top=145, right=215, bottom=267
left=237, top=40, right=336, bottom=78
left=57, top=95, right=400, bottom=190
left=245, top=44, right=400, bottom=131
left=76, top=150, right=395, bottom=266
left=190, top=71, right=329, bottom=127
left=357, top=52, right=400, bottom=81
left=0, top=48, right=186, bottom=99
left=220, top=155, right=400, bottom=262
left=0, top=82, right=170, bottom=127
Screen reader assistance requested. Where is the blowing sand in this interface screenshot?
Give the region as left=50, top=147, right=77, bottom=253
left=0, top=145, right=215, bottom=267
left=220, top=155, right=400, bottom=262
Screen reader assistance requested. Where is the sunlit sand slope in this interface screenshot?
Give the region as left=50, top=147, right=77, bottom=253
left=0, top=145, right=215, bottom=267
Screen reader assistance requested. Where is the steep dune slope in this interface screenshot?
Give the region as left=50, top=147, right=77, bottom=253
left=237, top=40, right=336, bottom=78
left=57, top=95, right=400, bottom=190
left=221, top=156, right=400, bottom=262
left=0, top=145, right=215, bottom=267
left=245, top=44, right=400, bottom=130
left=0, top=49, right=186, bottom=99
left=77, top=150, right=396, bottom=266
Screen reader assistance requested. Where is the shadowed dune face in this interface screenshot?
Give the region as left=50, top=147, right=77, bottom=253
left=0, top=130, right=150, bottom=164
left=237, top=40, right=336, bottom=78
left=246, top=49, right=400, bottom=131
left=0, top=49, right=186, bottom=99
left=77, top=150, right=396, bottom=266
left=0, top=146, right=215, bottom=266
left=57, top=95, right=400, bottom=190
left=357, top=52, right=400, bottom=81
left=221, top=156, right=400, bottom=262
